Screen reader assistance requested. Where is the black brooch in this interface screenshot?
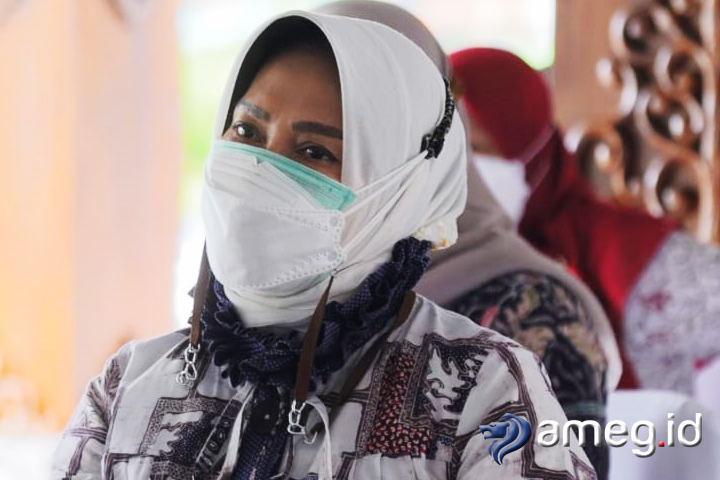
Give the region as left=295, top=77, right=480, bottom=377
left=421, top=77, right=455, bottom=159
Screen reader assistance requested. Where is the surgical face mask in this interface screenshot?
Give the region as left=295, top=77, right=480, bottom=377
left=202, top=140, right=356, bottom=296
left=472, top=153, right=531, bottom=226
left=222, top=141, right=356, bottom=210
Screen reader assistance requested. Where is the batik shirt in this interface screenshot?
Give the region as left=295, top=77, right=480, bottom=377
left=446, top=271, right=609, bottom=480
left=51, top=295, right=596, bottom=479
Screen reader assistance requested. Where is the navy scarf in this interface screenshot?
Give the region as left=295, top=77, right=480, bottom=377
left=201, top=236, right=432, bottom=391
left=200, top=237, right=431, bottom=480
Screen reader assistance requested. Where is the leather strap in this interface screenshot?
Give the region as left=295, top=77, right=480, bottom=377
left=292, top=275, right=335, bottom=405
left=333, top=290, right=416, bottom=409
left=311, top=290, right=417, bottom=435
left=189, top=245, right=211, bottom=347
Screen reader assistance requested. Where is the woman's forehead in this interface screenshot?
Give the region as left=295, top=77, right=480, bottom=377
left=235, top=48, right=342, bottom=120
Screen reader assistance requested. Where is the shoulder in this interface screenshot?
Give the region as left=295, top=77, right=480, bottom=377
left=395, top=294, right=592, bottom=423
left=448, top=270, right=587, bottom=323
left=98, top=330, right=190, bottom=386
left=380, top=296, right=596, bottom=477
left=446, top=271, right=606, bottom=371
left=399, top=294, right=540, bottom=363
left=405, top=293, right=525, bottom=344
left=394, top=294, right=550, bottom=401
left=357, top=295, right=546, bottom=449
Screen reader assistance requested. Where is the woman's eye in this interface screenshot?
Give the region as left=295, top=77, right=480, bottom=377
left=233, top=122, right=258, bottom=141
left=302, top=145, right=338, bottom=163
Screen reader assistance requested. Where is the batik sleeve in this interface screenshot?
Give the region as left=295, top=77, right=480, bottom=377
left=447, top=271, right=609, bottom=479
left=49, top=342, right=133, bottom=479
left=453, top=344, right=598, bottom=480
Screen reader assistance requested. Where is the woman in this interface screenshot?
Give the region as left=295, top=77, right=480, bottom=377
left=317, top=3, right=619, bottom=479
left=450, top=47, right=720, bottom=395
left=51, top=13, right=596, bottom=479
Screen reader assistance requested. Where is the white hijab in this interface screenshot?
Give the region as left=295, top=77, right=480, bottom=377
left=316, top=0, right=622, bottom=390
left=204, top=11, right=467, bottom=326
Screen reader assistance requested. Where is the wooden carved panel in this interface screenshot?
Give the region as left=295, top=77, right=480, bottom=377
left=564, top=0, right=720, bottom=242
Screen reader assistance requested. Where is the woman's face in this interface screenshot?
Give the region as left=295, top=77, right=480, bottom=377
left=467, top=116, right=501, bottom=157
left=223, top=48, right=344, bottom=181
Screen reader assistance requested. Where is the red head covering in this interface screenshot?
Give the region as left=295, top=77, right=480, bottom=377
left=451, top=47, right=680, bottom=389
left=450, top=47, right=551, bottom=159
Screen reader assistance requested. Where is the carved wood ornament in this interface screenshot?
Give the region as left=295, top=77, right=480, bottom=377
left=565, top=0, right=720, bottom=242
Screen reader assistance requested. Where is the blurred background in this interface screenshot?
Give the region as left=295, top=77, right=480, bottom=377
left=2, top=0, right=712, bottom=478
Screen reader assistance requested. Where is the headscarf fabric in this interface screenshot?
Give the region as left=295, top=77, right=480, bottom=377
left=203, top=12, right=467, bottom=326
left=449, top=47, right=679, bottom=388
left=314, top=0, right=449, bottom=76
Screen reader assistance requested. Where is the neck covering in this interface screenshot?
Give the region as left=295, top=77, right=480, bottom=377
left=202, top=237, right=430, bottom=391
left=449, top=47, right=679, bottom=388
left=203, top=12, right=467, bottom=328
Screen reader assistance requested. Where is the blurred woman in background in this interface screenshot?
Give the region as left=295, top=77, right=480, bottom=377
left=51, top=11, right=595, bottom=479
left=450, top=47, right=720, bottom=396
left=317, top=2, right=621, bottom=478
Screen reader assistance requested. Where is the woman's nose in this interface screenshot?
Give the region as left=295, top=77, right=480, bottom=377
left=263, top=127, right=294, bottom=160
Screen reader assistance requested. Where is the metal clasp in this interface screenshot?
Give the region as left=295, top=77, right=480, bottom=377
left=287, top=400, right=306, bottom=435
left=287, top=400, right=318, bottom=444
left=176, top=342, right=200, bottom=388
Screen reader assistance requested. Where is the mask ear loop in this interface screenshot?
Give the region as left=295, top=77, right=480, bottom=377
left=176, top=243, right=211, bottom=388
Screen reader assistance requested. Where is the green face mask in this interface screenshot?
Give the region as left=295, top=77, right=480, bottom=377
left=216, top=141, right=356, bottom=211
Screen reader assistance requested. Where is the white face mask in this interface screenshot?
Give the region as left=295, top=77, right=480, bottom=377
left=202, top=141, right=352, bottom=299
left=201, top=140, right=423, bottom=328
left=472, top=153, right=531, bottom=226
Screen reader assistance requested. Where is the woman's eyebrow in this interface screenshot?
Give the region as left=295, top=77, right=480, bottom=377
left=237, top=100, right=269, bottom=121
left=292, top=121, right=343, bottom=140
